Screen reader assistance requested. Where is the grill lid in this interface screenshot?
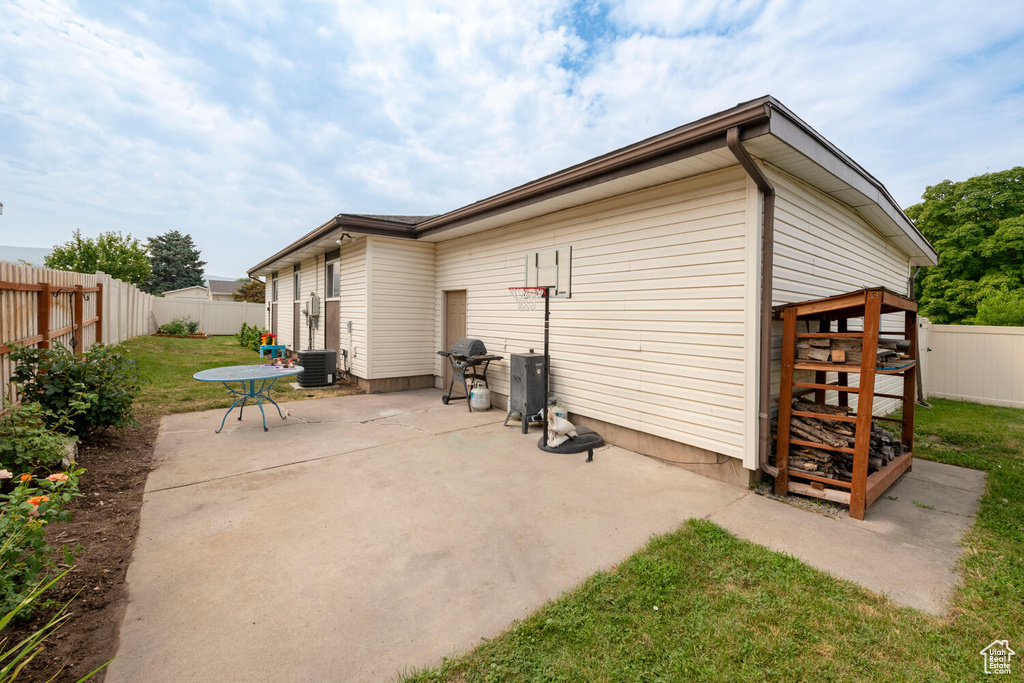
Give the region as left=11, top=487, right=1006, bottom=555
left=449, top=338, right=487, bottom=358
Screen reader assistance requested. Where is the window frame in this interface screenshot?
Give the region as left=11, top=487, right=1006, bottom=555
left=325, top=258, right=341, bottom=300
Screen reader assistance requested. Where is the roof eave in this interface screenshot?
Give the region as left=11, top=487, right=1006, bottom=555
left=763, top=101, right=938, bottom=266
left=412, top=96, right=774, bottom=238
left=247, top=214, right=418, bottom=277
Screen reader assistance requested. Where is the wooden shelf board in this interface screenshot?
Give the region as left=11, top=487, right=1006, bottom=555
left=793, top=381, right=860, bottom=394
left=876, top=362, right=916, bottom=375
left=793, top=360, right=916, bottom=375
left=791, top=409, right=856, bottom=423
left=865, top=451, right=914, bottom=507
left=789, top=438, right=855, bottom=454
left=795, top=362, right=863, bottom=373
left=788, top=481, right=851, bottom=504
left=786, top=469, right=853, bottom=489
left=795, top=332, right=865, bottom=339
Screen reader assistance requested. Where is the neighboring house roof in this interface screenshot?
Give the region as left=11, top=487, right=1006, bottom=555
left=162, top=285, right=209, bottom=295
left=208, top=279, right=244, bottom=296
left=249, top=95, right=938, bottom=277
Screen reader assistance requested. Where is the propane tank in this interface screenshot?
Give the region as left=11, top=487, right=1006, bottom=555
left=469, top=384, right=491, bottom=411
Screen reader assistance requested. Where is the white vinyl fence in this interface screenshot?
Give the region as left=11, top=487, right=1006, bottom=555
left=152, top=298, right=264, bottom=336
left=100, top=272, right=156, bottom=344
left=921, top=320, right=1024, bottom=408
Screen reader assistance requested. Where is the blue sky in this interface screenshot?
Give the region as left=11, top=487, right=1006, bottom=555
left=1, top=0, right=1023, bottom=278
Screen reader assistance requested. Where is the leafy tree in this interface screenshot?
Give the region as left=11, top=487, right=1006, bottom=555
left=233, top=278, right=265, bottom=303
left=146, top=230, right=207, bottom=294
left=44, top=230, right=151, bottom=286
left=907, top=167, right=1024, bottom=324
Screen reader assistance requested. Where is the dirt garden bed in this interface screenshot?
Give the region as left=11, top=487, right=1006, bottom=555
left=5, top=421, right=157, bottom=682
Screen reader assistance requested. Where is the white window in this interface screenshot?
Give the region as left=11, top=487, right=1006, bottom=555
left=271, top=273, right=278, bottom=302
left=293, top=266, right=301, bottom=301
left=326, top=260, right=340, bottom=298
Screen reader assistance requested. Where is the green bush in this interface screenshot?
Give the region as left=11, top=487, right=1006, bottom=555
left=974, top=288, right=1024, bottom=326
left=0, top=469, right=83, bottom=618
left=9, top=343, right=143, bottom=437
left=0, top=402, right=69, bottom=475
left=157, top=316, right=200, bottom=335
left=235, top=322, right=269, bottom=352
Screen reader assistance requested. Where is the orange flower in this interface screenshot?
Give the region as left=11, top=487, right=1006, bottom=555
left=47, top=473, right=69, bottom=483
left=28, top=495, right=49, bottom=507
left=19, top=474, right=31, bottom=482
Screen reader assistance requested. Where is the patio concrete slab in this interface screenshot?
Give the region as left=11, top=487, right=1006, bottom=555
left=147, top=390, right=500, bottom=490
left=108, top=390, right=985, bottom=682
left=107, top=392, right=746, bottom=683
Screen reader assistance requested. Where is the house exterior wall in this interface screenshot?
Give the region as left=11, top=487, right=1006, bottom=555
left=767, top=163, right=913, bottom=416
left=340, top=238, right=369, bottom=378
left=433, top=167, right=754, bottom=461
left=367, top=237, right=436, bottom=379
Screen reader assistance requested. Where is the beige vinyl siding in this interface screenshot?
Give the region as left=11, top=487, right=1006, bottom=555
left=368, top=238, right=436, bottom=378
left=768, top=164, right=913, bottom=415
left=340, top=238, right=369, bottom=378
left=434, top=166, right=753, bottom=460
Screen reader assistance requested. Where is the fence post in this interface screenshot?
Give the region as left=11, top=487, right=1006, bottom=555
left=38, top=282, right=51, bottom=349
left=74, top=284, right=84, bottom=356
left=96, top=282, right=104, bottom=346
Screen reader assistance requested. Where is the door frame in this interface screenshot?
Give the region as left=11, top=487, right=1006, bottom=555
left=443, top=289, right=467, bottom=393
left=293, top=265, right=303, bottom=351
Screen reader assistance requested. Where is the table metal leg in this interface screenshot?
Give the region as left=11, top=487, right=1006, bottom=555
left=214, top=378, right=289, bottom=433
left=217, top=382, right=249, bottom=433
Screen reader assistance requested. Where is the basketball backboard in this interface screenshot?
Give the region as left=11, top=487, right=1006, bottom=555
left=524, top=246, right=571, bottom=298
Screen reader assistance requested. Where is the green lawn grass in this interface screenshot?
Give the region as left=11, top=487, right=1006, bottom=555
left=122, top=335, right=358, bottom=419
left=405, top=399, right=1023, bottom=682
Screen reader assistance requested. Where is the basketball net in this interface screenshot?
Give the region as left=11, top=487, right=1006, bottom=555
left=508, top=286, right=547, bottom=312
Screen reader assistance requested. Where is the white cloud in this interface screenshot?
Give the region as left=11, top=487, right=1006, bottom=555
left=0, top=0, right=1022, bottom=276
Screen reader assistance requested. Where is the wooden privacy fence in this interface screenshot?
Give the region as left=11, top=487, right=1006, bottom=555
left=920, top=320, right=1024, bottom=409
left=0, top=261, right=157, bottom=405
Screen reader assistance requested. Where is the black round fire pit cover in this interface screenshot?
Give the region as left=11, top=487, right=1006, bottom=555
left=537, top=426, right=604, bottom=462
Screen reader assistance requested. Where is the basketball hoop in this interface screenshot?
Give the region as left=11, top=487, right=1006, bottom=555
left=508, top=286, right=547, bottom=311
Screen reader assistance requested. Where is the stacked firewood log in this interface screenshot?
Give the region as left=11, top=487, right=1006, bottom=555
left=796, top=337, right=911, bottom=366
left=772, top=397, right=905, bottom=481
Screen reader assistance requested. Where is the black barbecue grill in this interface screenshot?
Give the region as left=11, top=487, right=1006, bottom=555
left=437, top=338, right=503, bottom=411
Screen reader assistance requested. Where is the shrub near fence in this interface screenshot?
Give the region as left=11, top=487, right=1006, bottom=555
left=2, top=260, right=263, bottom=406
left=0, top=262, right=105, bottom=405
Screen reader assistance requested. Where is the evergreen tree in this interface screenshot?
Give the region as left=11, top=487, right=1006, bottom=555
left=146, top=231, right=207, bottom=294
left=45, top=230, right=151, bottom=286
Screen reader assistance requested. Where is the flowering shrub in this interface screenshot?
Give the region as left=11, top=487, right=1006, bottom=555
left=9, top=343, right=143, bottom=437
left=0, top=469, right=83, bottom=617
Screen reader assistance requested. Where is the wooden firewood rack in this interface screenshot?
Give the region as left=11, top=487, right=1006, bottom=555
left=773, top=288, right=917, bottom=520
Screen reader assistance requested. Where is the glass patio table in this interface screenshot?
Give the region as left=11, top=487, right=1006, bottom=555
left=193, top=364, right=303, bottom=433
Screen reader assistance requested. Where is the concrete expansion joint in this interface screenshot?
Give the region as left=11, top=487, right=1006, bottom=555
left=702, top=489, right=751, bottom=521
